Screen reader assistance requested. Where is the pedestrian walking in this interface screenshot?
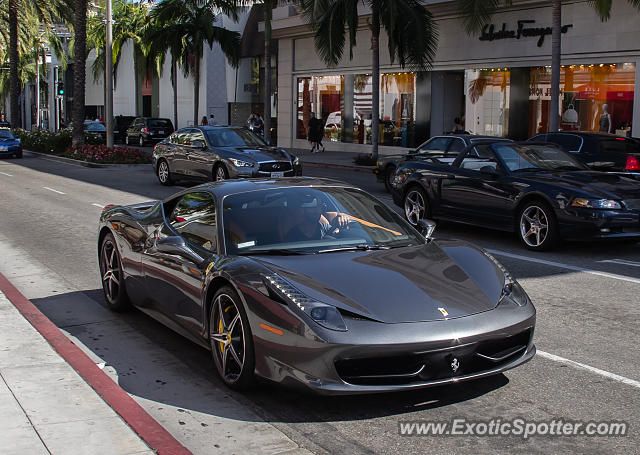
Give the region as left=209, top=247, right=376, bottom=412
left=201, top=116, right=208, bottom=126
left=209, top=113, right=217, bottom=125
left=252, top=113, right=264, bottom=136
left=308, top=112, right=324, bottom=153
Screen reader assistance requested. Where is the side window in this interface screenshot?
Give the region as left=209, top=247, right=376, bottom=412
left=191, top=130, right=206, bottom=145
left=456, top=145, right=500, bottom=172
left=448, top=138, right=466, bottom=153
left=548, top=134, right=581, bottom=152
left=417, top=137, right=451, bottom=154
left=168, top=192, right=217, bottom=251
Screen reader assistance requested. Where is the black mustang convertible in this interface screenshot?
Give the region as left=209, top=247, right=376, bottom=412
left=99, top=178, right=535, bottom=394
left=392, top=142, right=640, bottom=251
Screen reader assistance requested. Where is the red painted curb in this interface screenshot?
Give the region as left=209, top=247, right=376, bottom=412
left=0, top=272, right=192, bottom=455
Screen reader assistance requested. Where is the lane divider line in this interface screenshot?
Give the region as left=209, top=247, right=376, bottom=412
left=92, top=203, right=104, bottom=208
left=487, top=249, right=640, bottom=285
left=0, top=271, right=193, bottom=455
left=537, top=350, right=640, bottom=390
left=42, top=186, right=66, bottom=195
left=0, top=171, right=13, bottom=177
left=597, top=259, right=640, bottom=268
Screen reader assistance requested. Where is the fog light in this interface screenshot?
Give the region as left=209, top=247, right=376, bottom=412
left=600, top=228, right=611, bottom=233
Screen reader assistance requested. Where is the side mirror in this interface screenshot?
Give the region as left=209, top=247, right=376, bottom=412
left=192, top=140, right=206, bottom=149
left=156, top=236, right=204, bottom=264
left=417, top=219, right=436, bottom=239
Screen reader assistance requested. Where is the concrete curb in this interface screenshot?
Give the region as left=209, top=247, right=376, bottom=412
left=25, top=150, right=152, bottom=169
left=0, top=271, right=192, bottom=455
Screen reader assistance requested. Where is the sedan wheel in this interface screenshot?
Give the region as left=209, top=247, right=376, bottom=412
left=519, top=202, right=558, bottom=251
left=214, top=164, right=228, bottom=182
left=404, top=187, right=428, bottom=226
left=384, top=165, right=396, bottom=192
left=99, top=234, right=130, bottom=311
left=209, top=287, right=255, bottom=390
left=157, top=160, right=173, bottom=186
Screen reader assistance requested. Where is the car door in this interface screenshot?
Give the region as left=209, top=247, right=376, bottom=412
left=438, top=145, right=514, bottom=228
left=142, top=191, right=219, bottom=338
left=185, top=129, right=214, bottom=180
left=168, top=129, right=192, bottom=177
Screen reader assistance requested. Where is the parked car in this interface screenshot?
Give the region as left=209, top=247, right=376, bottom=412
left=392, top=141, right=640, bottom=251
left=0, top=129, right=22, bottom=158
left=98, top=178, right=536, bottom=393
left=152, top=126, right=302, bottom=185
left=67, top=120, right=106, bottom=143
left=374, top=134, right=513, bottom=191
left=0, top=121, right=11, bottom=128
left=125, top=117, right=174, bottom=146
left=114, top=115, right=136, bottom=143
left=528, top=131, right=640, bottom=180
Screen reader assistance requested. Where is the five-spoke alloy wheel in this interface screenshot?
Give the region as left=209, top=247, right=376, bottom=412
left=404, top=187, right=428, bottom=226
left=157, top=159, right=173, bottom=186
left=519, top=201, right=558, bottom=251
left=214, top=164, right=229, bottom=182
left=99, top=233, right=130, bottom=311
left=209, top=287, right=255, bottom=389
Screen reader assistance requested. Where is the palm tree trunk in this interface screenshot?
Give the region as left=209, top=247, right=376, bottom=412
left=549, top=0, right=561, bottom=132
left=72, top=0, right=88, bottom=146
left=9, top=0, right=19, bottom=128
left=263, top=1, right=272, bottom=144
left=36, top=50, right=40, bottom=129
left=193, top=56, right=200, bottom=126
left=370, top=4, right=380, bottom=160
left=172, top=59, right=178, bottom=129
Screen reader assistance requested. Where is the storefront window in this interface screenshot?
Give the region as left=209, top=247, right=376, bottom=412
left=379, top=72, right=416, bottom=147
left=352, top=74, right=372, bottom=144
left=529, top=63, right=635, bottom=136
left=296, top=76, right=344, bottom=141
left=465, top=69, right=510, bottom=137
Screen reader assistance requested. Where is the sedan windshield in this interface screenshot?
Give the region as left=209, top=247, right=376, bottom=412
left=0, top=130, right=14, bottom=139
left=206, top=128, right=267, bottom=147
left=494, top=143, right=588, bottom=171
left=223, top=187, right=425, bottom=255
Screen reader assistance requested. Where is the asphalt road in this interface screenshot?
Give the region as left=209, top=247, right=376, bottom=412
left=0, top=153, right=639, bottom=454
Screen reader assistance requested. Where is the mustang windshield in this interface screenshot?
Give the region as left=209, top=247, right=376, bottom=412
left=223, top=187, right=425, bottom=255
left=494, top=143, right=588, bottom=172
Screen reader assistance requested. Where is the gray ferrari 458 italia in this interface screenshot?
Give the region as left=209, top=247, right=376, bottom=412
left=98, top=178, right=536, bottom=394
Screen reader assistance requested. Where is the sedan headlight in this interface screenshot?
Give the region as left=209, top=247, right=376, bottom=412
left=483, top=252, right=530, bottom=307
left=229, top=158, right=254, bottom=168
left=570, top=198, right=621, bottom=209
left=264, top=274, right=347, bottom=331
left=293, top=156, right=300, bottom=166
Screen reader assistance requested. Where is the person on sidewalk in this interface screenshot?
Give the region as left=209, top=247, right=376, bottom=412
left=201, top=116, right=208, bottom=126
left=308, top=112, right=324, bottom=153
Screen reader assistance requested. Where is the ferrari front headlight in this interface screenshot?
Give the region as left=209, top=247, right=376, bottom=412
left=483, top=252, right=530, bottom=307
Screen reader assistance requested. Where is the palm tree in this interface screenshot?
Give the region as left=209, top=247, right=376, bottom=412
left=458, top=0, right=640, bottom=132
left=72, top=0, right=88, bottom=146
left=299, top=0, right=437, bottom=160
left=149, top=0, right=241, bottom=126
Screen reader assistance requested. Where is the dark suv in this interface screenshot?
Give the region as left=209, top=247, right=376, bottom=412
left=114, top=115, right=136, bottom=143
left=126, top=117, right=174, bottom=146
left=529, top=132, right=640, bottom=180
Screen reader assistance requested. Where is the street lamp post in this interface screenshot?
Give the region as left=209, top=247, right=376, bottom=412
left=105, top=0, right=114, bottom=147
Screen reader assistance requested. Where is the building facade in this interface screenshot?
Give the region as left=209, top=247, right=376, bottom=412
left=272, top=0, right=640, bottom=152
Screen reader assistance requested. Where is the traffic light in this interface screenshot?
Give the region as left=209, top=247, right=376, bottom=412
left=57, top=82, right=64, bottom=96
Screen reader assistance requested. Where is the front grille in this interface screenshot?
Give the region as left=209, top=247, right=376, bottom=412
left=624, top=199, right=640, bottom=210
left=258, top=161, right=292, bottom=173
left=335, top=329, right=532, bottom=386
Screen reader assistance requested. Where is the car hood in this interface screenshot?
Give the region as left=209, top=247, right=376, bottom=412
left=0, top=138, right=19, bottom=143
left=521, top=170, right=640, bottom=199
left=219, top=146, right=290, bottom=162
left=252, top=241, right=505, bottom=323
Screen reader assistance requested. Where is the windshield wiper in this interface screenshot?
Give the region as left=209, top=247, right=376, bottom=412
left=318, top=244, right=390, bottom=254
left=238, top=248, right=312, bottom=256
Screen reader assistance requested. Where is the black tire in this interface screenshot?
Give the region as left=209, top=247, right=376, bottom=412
left=214, top=164, right=229, bottom=182
left=518, top=200, right=559, bottom=251
left=99, top=233, right=130, bottom=311
left=156, top=159, right=174, bottom=186
left=139, top=135, right=145, bottom=147
left=403, top=186, right=429, bottom=226
left=383, top=165, right=397, bottom=192
left=209, top=286, right=255, bottom=390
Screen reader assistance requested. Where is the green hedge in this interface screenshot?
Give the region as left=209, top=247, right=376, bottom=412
left=13, top=129, right=72, bottom=155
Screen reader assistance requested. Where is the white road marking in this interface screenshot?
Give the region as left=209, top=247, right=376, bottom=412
left=92, top=203, right=104, bottom=208
left=598, top=259, right=640, bottom=268
left=538, top=350, right=640, bottom=390
left=42, top=186, right=66, bottom=195
left=487, top=249, right=640, bottom=285
left=0, top=171, right=13, bottom=177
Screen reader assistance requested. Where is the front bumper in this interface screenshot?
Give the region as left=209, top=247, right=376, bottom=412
left=558, top=207, right=640, bottom=240
left=229, top=160, right=303, bottom=179
left=0, top=145, right=21, bottom=157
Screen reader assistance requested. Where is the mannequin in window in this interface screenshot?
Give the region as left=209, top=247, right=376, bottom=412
left=599, top=104, right=611, bottom=133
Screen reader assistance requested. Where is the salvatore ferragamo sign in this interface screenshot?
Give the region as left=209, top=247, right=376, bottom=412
left=479, top=20, right=573, bottom=47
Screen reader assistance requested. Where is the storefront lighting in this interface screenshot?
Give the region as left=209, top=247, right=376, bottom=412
left=599, top=64, right=604, bottom=67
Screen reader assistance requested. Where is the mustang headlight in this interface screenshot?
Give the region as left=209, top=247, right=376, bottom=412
left=293, top=155, right=300, bottom=166
left=264, top=274, right=347, bottom=331
left=483, top=252, right=530, bottom=307
left=229, top=158, right=254, bottom=168
left=570, top=198, right=621, bottom=209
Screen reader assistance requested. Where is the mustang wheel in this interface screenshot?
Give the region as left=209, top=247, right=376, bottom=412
left=157, top=159, right=173, bottom=186
left=99, top=233, right=130, bottom=311
left=209, top=287, right=255, bottom=390
left=214, top=164, right=229, bottom=182
left=518, top=201, right=558, bottom=251
left=384, top=165, right=396, bottom=192
left=404, top=187, right=428, bottom=226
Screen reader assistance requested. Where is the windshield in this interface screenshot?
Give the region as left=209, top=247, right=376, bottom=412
left=223, top=187, right=425, bottom=255
left=0, top=130, right=14, bottom=138
left=207, top=128, right=267, bottom=147
left=149, top=119, right=172, bottom=128
left=494, top=143, right=588, bottom=171
left=85, top=121, right=106, bottom=131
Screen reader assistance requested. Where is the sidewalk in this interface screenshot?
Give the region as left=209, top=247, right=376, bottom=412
left=0, top=274, right=190, bottom=455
